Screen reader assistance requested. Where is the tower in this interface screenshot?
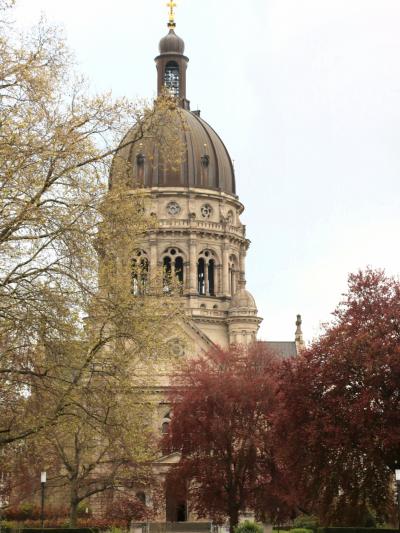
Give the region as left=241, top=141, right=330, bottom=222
left=109, top=8, right=262, bottom=353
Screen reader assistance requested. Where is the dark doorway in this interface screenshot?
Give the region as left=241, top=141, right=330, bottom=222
left=166, top=477, right=187, bottom=522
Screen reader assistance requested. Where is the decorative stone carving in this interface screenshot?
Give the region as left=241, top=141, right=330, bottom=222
left=168, top=338, right=185, bottom=357
left=166, top=201, right=181, bottom=216
left=201, top=204, right=212, bottom=218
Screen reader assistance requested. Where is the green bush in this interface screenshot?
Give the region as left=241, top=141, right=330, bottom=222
left=234, top=520, right=264, bottom=533
left=290, top=528, right=313, bottom=533
left=317, top=528, right=399, bottom=533
left=293, top=515, right=319, bottom=530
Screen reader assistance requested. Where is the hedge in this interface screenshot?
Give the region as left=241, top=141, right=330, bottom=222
left=20, top=529, right=99, bottom=533
left=317, top=529, right=398, bottom=533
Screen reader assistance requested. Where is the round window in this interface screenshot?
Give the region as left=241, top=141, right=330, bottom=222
left=201, top=204, right=212, bottom=218
left=167, top=201, right=181, bottom=216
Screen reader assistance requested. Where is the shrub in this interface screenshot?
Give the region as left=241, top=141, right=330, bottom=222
left=2, top=505, right=70, bottom=522
left=234, top=520, right=264, bottom=533
left=21, top=527, right=99, bottom=533
left=293, top=515, right=319, bottom=530
left=291, top=529, right=313, bottom=533
left=317, top=529, right=399, bottom=533
left=77, top=503, right=93, bottom=518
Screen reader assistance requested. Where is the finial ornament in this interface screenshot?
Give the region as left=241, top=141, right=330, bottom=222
left=167, top=1, right=177, bottom=28
left=295, top=314, right=305, bottom=351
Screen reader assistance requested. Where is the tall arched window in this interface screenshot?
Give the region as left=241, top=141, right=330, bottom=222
left=208, top=259, right=215, bottom=296
left=175, top=256, right=184, bottom=284
left=132, top=250, right=148, bottom=296
left=164, top=61, right=180, bottom=97
left=198, top=250, right=217, bottom=296
left=163, top=248, right=185, bottom=292
left=197, top=258, right=205, bottom=295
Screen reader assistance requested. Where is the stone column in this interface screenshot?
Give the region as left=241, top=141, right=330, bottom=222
left=150, top=236, right=158, bottom=283
left=222, top=244, right=230, bottom=296
left=184, top=261, right=190, bottom=292
left=189, top=239, right=197, bottom=294
left=204, top=261, right=209, bottom=296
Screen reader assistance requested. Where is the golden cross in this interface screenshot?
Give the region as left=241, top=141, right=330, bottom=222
left=167, top=0, right=177, bottom=28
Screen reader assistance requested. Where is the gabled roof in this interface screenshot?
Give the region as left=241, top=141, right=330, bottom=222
left=261, top=341, right=298, bottom=358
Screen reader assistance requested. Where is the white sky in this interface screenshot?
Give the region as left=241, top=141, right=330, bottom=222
left=13, top=0, right=400, bottom=342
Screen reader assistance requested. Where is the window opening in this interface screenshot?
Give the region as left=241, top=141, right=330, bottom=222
left=136, top=492, right=146, bottom=505
left=132, top=251, right=148, bottom=296
left=175, top=256, right=184, bottom=284
left=198, top=250, right=218, bottom=296
left=208, top=259, right=215, bottom=296
left=163, top=248, right=185, bottom=292
left=164, top=61, right=180, bottom=97
left=197, top=258, right=205, bottom=295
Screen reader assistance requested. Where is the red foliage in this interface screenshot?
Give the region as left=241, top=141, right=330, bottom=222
left=105, top=494, right=152, bottom=527
left=162, top=343, right=294, bottom=532
left=2, top=505, right=69, bottom=521
left=9, top=517, right=125, bottom=529
left=275, top=268, right=400, bottom=526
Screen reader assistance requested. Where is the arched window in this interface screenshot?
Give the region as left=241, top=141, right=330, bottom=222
left=161, top=411, right=171, bottom=434
left=163, top=256, right=172, bottom=292
left=198, top=250, right=218, bottom=296
left=163, top=248, right=185, bottom=292
left=197, top=258, right=205, bottom=295
left=164, top=61, right=180, bottom=97
left=132, top=250, right=148, bottom=296
left=208, top=259, right=215, bottom=296
left=175, top=256, right=184, bottom=284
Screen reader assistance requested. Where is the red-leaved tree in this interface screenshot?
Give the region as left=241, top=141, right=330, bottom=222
left=162, top=343, right=294, bottom=533
left=275, top=268, right=400, bottom=526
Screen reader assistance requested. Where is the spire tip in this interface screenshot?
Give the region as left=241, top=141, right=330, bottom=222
left=167, top=1, right=177, bottom=29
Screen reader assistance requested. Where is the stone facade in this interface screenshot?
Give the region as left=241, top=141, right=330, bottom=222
left=130, top=186, right=262, bottom=349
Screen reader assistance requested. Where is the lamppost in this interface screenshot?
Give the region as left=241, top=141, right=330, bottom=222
left=40, top=471, right=46, bottom=529
left=395, top=469, right=400, bottom=533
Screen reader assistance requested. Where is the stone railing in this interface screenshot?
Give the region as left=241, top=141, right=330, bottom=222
left=158, top=219, right=245, bottom=237
left=191, top=308, right=227, bottom=319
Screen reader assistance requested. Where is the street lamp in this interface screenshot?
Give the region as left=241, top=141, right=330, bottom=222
left=395, top=469, right=400, bottom=532
left=40, top=471, right=46, bottom=529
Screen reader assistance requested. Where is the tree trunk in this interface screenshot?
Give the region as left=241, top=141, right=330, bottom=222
left=69, top=480, right=79, bottom=528
left=228, top=504, right=239, bottom=533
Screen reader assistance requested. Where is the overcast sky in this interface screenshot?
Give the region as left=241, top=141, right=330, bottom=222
left=13, top=0, right=400, bottom=342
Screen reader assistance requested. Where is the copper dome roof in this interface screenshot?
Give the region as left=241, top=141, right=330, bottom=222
left=159, top=29, right=185, bottom=55
left=112, top=107, right=236, bottom=195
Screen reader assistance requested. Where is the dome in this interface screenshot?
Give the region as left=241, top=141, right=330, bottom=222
left=112, top=106, right=236, bottom=195
left=229, top=287, right=257, bottom=311
left=159, top=29, right=185, bottom=55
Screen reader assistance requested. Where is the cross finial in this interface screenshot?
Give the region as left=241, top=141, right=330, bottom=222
left=167, top=0, right=177, bottom=28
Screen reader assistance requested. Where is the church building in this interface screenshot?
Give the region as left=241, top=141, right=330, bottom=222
left=107, top=3, right=304, bottom=523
